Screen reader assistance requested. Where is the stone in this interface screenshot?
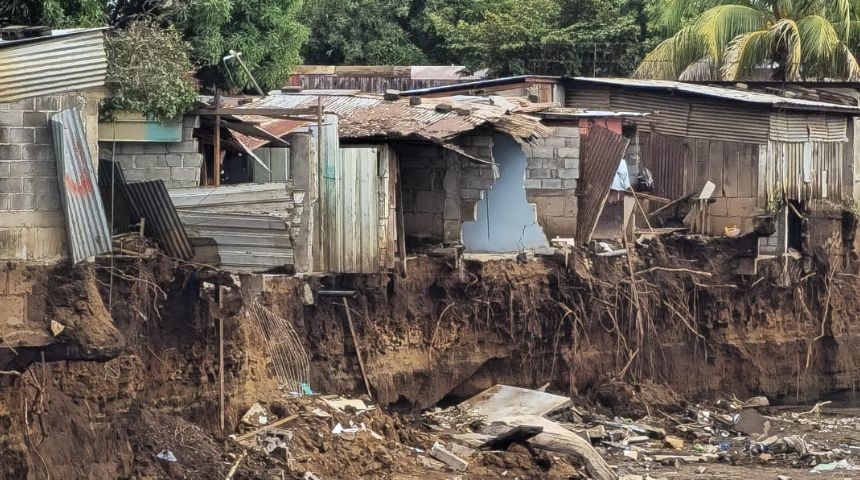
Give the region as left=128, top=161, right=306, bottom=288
left=665, top=436, right=685, bottom=450
left=430, top=442, right=469, bottom=472
left=734, top=408, right=769, bottom=436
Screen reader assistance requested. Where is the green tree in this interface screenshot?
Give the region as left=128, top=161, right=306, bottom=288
left=300, top=0, right=427, bottom=65
left=170, top=0, right=307, bottom=91
left=637, top=0, right=860, bottom=81
left=102, top=21, right=198, bottom=121
left=0, top=0, right=105, bottom=27
left=427, top=0, right=645, bottom=76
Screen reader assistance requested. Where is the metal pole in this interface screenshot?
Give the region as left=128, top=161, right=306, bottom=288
left=213, top=88, right=221, bottom=186
left=231, top=51, right=265, bottom=97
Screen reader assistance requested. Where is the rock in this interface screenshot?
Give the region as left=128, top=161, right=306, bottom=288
left=665, top=436, right=685, bottom=450
left=776, top=476, right=792, bottom=480
left=734, top=408, right=770, bottom=436
left=430, top=442, right=469, bottom=472
left=619, top=476, right=644, bottom=480
left=301, top=284, right=314, bottom=305
left=695, top=467, right=707, bottom=474
left=623, top=449, right=640, bottom=461
left=760, top=453, right=773, bottom=462
left=743, top=396, right=770, bottom=409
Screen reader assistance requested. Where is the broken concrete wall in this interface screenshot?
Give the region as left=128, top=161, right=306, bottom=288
left=397, top=135, right=496, bottom=246
left=99, top=116, right=203, bottom=189
left=463, top=134, right=549, bottom=252
left=0, top=91, right=101, bottom=262
left=524, top=123, right=579, bottom=239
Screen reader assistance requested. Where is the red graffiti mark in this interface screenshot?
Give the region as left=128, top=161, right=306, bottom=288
left=65, top=173, right=93, bottom=195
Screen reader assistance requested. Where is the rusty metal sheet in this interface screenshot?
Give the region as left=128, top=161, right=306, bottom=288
left=775, top=140, right=843, bottom=202
left=575, top=126, right=630, bottom=245
left=97, top=159, right=141, bottom=232
left=50, top=107, right=112, bottom=263
left=0, top=29, right=106, bottom=101
left=125, top=180, right=193, bottom=259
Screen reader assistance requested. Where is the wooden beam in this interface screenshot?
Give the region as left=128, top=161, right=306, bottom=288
left=342, top=298, right=373, bottom=400
left=191, top=107, right=321, bottom=117
left=213, top=89, right=222, bottom=186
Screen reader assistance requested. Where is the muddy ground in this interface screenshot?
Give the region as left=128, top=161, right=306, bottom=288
left=1, top=233, right=860, bottom=478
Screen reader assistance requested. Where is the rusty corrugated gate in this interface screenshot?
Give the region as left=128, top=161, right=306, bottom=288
left=575, top=126, right=630, bottom=245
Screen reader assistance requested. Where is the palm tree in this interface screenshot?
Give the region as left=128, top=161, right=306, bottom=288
left=635, top=0, right=860, bottom=81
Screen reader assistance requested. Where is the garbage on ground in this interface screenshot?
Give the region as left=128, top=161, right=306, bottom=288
left=430, top=441, right=469, bottom=472
left=241, top=403, right=270, bottom=426
left=322, top=396, right=374, bottom=413
left=257, top=428, right=292, bottom=457
left=156, top=449, right=177, bottom=462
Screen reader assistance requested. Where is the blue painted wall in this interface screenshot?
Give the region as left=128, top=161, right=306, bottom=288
left=463, top=134, right=549, bottom=252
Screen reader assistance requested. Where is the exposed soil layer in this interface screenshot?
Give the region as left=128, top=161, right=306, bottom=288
left=0, top=234, right=859, bottom=478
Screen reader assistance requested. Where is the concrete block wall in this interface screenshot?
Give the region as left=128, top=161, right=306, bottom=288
left=523, top=124, right=580, bottom=238
left=0, top=92, right=101, bottom=262
left=397, top=143, right=447, bottom=241
left=397, top=136, right=498, bottom=245
left=0, top=263, right=44, bottom=331
left=99, top=116, right=203, bottom=189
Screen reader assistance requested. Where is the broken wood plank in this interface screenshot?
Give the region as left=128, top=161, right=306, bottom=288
left=233, top=414, right=299, bottom=443
left=479, top=425, right=544, bottom=450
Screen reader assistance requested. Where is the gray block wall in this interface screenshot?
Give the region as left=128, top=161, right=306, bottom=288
left=0, top=93, right=101, bottom=261
left=523, top=124, right=581, bottom=238
left=99, top=116, right=203, bottom=189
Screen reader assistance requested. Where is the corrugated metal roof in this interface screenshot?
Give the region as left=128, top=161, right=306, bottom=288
left=575, top=126, right=630, bottom=245
left=234, top=92, right=550, bottom=150
left=50, top=107, right=112, bottom=263
left=0, top=28, right=107, bottom=101
left=125, top=180, right=194, bottom=260
left=571, top=77, right=860, bottom=113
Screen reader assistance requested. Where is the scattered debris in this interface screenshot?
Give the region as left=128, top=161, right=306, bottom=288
left=156, top=449, right=177, bottom=462
left=241, top=402, right=270, bottom=426
left=430, top=442, right=469, bottom=472
left=50, top=320, right=65, bottom=336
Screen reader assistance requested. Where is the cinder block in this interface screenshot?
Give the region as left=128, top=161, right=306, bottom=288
left=182, top=153, right=203, bottom=168
left=0, top=111, right=23, bottom=127
left=27, top=293, right=46, bottom=323
left=0, top=145, right=22, bottom=160
left=555, top=126, right=580, bottom=138
left=566, top=137, right=581, bottom=147
left=143, top=143, right=168, bottom=154
left=35, top=192, right=60, bottom=211
left=0, top=294, right=25, bottom=326
left=540, top=216, right=576, bottom=237
left=6, top=98, right=35, bottom=111
left=165, top=154, right=183, bottom=167
left=415, top=190, right=445, bottom=213
left=35, top=96, right=61, bottom=111
left=529, top=168, right=549, bottom=179
left=171, top=167, right=200, bottom=182
left=167, top=140, right=198, bottom=153
left=525, top=179, right=542, bottom=189
left=542, top=158, right=563, bottom=170
left=22, top=145, right=52, bottom=161
left=562, top=179, right=577, bottom=189
left=0, top=162, right=9, bottom=177
left=564, top=157, right=578, bottom=169
left=11, top=161, right=55, bottom=177
left=22, top=112, right=47, bottom=127
left=3, top=264, right=35, bottom=295
left=559, top=168, right=578, bottom=179
left=33, top=127, right=51, bottom=145
left=542, top=178, right=562, bottom=189
left=32, top=177, right=56, bottom=195
left=8, top=127, right=34, bottom=144
left=543, top=137, right=566, bottom=148
left=531, top=146, right=555, bottom=159
left=120, top=144, right=146, bottom=155
left=0, top=178, right=23, bottom=193
left=0, top=194, right=9, bottom=210
left=134, top=154, right=160, bottom=168
left=555, top=147, right=579, bottom=158
left=9, top=193, right=34, bottom=211
left=535, top=196, right=565, bottom=217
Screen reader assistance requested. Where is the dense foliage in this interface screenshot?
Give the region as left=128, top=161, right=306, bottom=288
left=102, top=21, right=198, bottom=122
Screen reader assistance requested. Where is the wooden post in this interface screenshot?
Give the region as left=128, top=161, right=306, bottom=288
left=213, top=89, right=221, bottom=186
left=342, top=298, right=372, bottom=399
left=395, top=157, right=408, bottom=276
left=218, top=287, right=225, bottom=432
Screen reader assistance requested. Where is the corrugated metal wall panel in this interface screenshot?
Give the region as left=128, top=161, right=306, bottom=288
left=688, top=101, right=769, bottom=144
left=769, top=113, right=848, bottom=142
left=125, top=180, right=194, bottom=259
left=0, top=31, right=106, bottom=101
left=772, top=140, right=843, bottom=201
left=641, top=132, right=690, bottom=200
left=564, top=85, right=611, bottom=109
left=178, top=211, right=293, bottom=271
left=50, top=107, right=112, bottom=263
left=575, top=126, right=630, bottom=245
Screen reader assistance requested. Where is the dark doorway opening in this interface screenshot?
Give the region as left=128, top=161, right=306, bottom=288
left=787, top=200, right=804, bottom=252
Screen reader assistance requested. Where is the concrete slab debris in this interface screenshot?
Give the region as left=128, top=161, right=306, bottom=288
left=322, top=396, right=373, bottom=413
left=460, top=384, right=571, bottom=420
left=430, top=442, right=469, bottom=471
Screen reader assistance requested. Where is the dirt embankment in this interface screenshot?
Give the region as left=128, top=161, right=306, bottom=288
left=0, top=234, right=859, bottom=478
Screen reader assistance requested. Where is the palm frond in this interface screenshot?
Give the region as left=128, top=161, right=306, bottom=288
left=694, top=5, right=770, bottom=64
left=770, top=18, right=803, bottom=80
left=798, top=15, right=860, bottom=79
left=721, top=29, right=773, bottom=80
left=634, top=26, right=706, bottom=79
left=679, top=56, right=721, bottom=81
